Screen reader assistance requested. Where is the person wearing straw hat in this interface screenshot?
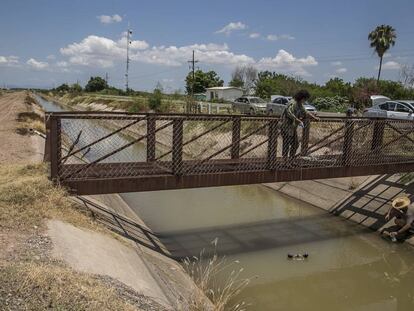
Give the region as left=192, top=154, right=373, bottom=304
left=381, top=196, right=414, bottom=241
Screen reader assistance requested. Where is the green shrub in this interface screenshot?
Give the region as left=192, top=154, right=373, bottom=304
left=128, top=98, right=148, bottom=113
left=313, top=95, right=348, bottom=112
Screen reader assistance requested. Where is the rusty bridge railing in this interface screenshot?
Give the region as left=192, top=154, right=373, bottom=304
left=45, top=111, right=414, bottom=194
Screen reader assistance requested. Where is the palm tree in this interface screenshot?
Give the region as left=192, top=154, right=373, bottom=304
left=368, top=25, right=397, bottom=82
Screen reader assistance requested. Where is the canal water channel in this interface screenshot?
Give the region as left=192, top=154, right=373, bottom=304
left=37, top=94, right=414, bottom=311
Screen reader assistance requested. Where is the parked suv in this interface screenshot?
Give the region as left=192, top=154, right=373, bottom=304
left=267, top=96, right=289, bottom=115
left=267, top=96, right=318, bottom=115
left=363, top=98, right=414, bottom=120
left=232, top=96, right=267, bottom=114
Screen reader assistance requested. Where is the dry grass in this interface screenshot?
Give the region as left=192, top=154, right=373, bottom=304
left=0, top=262, right=138, bottom=311
left=0, top=164, right=157, bottom=310
left=0, top=164, right=100, bottom=232
left=16, top=111, right=46, bottom=135
left=182, top=247, right=250, bottom=311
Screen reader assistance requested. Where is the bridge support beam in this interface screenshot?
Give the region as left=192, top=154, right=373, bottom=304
left=231, top=116, right=241, bottom=159
left=146, top=117, right=156, bottom=162
left=342, top=119, right=354, bottom=166
left=50, top=117, right=61, bottom=182
left=371, top=120, right=385, bottom=150
left=172, top=119, right=183, bottom=175
left=267, top=119, right=279, bottom=170
left=301, top=119, right=310, bottom=155
left=63, top=162, right=414, bottom=195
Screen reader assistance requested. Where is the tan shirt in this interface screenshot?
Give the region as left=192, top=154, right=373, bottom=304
left=406, top=204, right=414, bottom=227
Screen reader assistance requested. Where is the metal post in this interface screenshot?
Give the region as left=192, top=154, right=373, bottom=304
left=146, top=116, right=156, bottom=162
left=267, top=119, right=279, bottom=170
left=43, top=115, right=51, bottom=162
left=172, top=119, right=183, bottom=175
left=342, top=119, right=354, bottom=166
left=231, top=116, right=241, bottom=159
left=301, top=119, right=311, bottom=155
left=371, top=119, right=385, bottom=150
left=49, top=116, right=61, bottom=181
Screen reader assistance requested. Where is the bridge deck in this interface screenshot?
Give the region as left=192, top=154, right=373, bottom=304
left=45, top=112, right=414, bottom=194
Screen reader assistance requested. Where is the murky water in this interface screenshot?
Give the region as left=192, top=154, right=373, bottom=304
left=37, top=95, right=414, bottom=311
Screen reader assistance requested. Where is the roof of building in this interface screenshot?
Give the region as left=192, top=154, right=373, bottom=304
left=206, top=86, right=242, bottom=91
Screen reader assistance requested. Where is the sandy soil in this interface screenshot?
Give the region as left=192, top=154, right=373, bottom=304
left=0, top=91, right=43, bottom=164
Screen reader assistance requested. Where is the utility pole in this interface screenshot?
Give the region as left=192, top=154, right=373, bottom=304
left=105, top=72, right=109, bottom=85
left=187, top=50, right=199, bottom=97
left=125, top=24, right=132, bottom=93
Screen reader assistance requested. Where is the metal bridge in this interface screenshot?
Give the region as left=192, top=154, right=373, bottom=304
left=45, top=111, right=414, bottom=195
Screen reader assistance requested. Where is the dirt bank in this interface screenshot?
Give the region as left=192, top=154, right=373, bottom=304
left=0, top=91, right=43, bottom=164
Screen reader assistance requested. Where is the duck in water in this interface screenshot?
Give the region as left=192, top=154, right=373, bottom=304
left=287, top=253, right=309, bottom=260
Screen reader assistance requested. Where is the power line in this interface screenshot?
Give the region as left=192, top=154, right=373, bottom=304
left=187, top=50, right=199, bottom=97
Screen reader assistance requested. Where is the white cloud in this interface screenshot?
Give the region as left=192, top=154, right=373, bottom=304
left=279, top=34, right=295, bottom=40
left=257, top=49, right=317, bottom=76
left=335, top=67, right=347, bottom=74
left=98, top=14, right=122, bottom=24
left=266, top=34, right=295, bottom=41
left=46, top=54, right=56, bottom=60
left=132, top=43, right=254, bottom=67
left=59, top=35, right=317, bottom=77
left=117, top=36, right=149, bottom=50
left=215, top=22, right=247, bottom=35
left=249, top=33, right=261, bottom=39
left=56, top=61, right=68, bottom=67
left=266, top=34, right=279, bottom=41
left=60, top=35, right=149, bottom=67
left=26, top=58, right=49, bottom=70
left=0, top=55, right=19, bottom=66
left=60, top=35, right=253, bottom=68
left=331, top=61, right=342, bottom=66
left=380, top=61, right=401, bottom=70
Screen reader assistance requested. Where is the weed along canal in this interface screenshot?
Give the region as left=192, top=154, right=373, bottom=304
left=36, top=95, right=414, bottom=310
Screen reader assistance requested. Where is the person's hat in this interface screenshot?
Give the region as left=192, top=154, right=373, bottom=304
left=392, top=196, right=411, bottom=210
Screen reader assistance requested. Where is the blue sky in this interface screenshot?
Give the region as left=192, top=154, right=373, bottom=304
left=1, top=0, right=413, bottom=91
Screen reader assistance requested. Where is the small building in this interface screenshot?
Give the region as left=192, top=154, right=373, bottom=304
left=206, top=87, right=243, bottom=102
left=194, top=93, right=207, bottom=101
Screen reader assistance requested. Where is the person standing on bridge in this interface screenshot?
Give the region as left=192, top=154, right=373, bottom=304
left=281, top=90, right=319, bottom=161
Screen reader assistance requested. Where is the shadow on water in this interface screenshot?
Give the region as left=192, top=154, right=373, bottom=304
left=158, top=213, right=372, bottom=259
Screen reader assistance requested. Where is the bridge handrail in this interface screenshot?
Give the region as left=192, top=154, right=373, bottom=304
left=45, top=110, right=414, bottom=123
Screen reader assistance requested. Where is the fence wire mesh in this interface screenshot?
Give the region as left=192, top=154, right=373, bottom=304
left=50, top=113, right=414, bottom=181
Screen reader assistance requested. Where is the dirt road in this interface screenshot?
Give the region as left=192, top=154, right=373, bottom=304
left=0, top=91, right=43, bottom=164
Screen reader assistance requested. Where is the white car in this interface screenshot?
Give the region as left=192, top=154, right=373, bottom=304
left=232, top=96, right=268, bottom=114
left=363, top=95, right=414, bottom=120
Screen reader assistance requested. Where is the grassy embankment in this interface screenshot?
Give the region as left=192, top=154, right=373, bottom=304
left=43, top=91, right=186, bottom=113
left=0, top=164, right=143, bottom=310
